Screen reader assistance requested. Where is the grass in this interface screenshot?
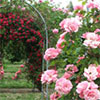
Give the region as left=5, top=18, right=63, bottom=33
left=0, top=60, right=42, bottom=100
left=0, top=61, right=33, bottom=88
left=0, top=93, right=41, bottom=100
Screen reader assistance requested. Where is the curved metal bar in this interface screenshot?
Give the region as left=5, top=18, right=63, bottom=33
left=24, top=1, right=49, bottom=100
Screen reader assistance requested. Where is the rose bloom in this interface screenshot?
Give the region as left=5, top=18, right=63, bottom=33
left=41, top=69, right=58, bottom=84
left=83, top=40, right=100, bottom=48
left=52, top=8, right=57, bottom=11
left=20, top=64, right=24, bottom=68
left=76, top=81, right=89, bottom=98
left=55, top=78, right=73, bottom=95
left=87, top=0, right=100, bottom=10
left=94, top=29, right=100, bottom=33
left=62, top=72, right=72, bottom=79
left=52, top=28, right=59, bottom=34
left=74, top=5, right=83, bottom=10
left=96, top=65, right=100, bottom=78
left=65, top=64, right=78, bottom=74
left=44, top=48, right=61, bottom=61
left=50, top=92, right=61, bottom=100
left=59, top=17, right=81, bottom=32
left=82, top=32, right=100, bottom=48
left=83, top=65, right=98, bottom=81
left=77, top=55, right=85, bottom=63
left=84, top=89, right=100, bottom=100
left=21, top=7, right=26, bottom=11
left=60, top=32, right=67, bottom=39
left=76, top=81, right=99, bottom=99
left=56, top=38, right=66, bottom=49
left=82, top=32, right=99, bottom=40
left=39, top=0, right=43, bottom=3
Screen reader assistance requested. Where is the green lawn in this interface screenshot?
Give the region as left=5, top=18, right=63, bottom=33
left=0, top=61, right=33, bottom=88
left=0, top=93, right=41, bottom=100
left=0, top=60, right=42, bottom=100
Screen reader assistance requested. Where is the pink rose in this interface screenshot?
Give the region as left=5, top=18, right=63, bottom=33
left=94, top=29, right=100, bottom=33
left=20, top=64, right=24, bottom=68
left=41, top=69, right=58, bottom=84
left=39, top=0, right=43, bottom=3
left=87, top=0, right=100, bottom=10
left=76, top=81, right=89, bottom=98
left=97, top=65, right=100, bottom=78
left=52, top=28, right=59, bottom=34
left=60, top=32, right=67, bottom=39
left=55, top=78, right=73, bottom=95
left=56, top=38, right=66, bottom=49
left=44, top=48, right=61, bottom=61
left=65, top=64, right=78, bottom=74
left=83, top=65, right=98, bottom=81
left=74, top=5, right=83, bottom=10
left=84, top=89, right=100, bottom=100
left=50, top=92, right=61, bottom=100
left=21, top=7, right=26, bottom=11
left=82, top=32, right=100, bottom=48
left=62, top=72, right=72, bottom=79
left=18, top=5, right=21, bottom=9
left=59, top=17, right=81, bottom=32
left=52, top=8, right=57, bottom=11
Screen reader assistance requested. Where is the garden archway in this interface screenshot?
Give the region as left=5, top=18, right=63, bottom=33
left=0, top=0, right=48, bottom=93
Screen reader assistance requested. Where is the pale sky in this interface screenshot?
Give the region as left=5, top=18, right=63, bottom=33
left=27, top=0, right=82, bottom=8
left=52, top=0, right=81, bottom=8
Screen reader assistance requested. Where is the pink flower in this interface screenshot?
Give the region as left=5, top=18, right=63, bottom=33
left=62, top=72, right=72, bottom=79
left=52, top=8, right=57, bottom=11
left=18, top=5, right=21, bottom=9
left=0, top=71, right=4, bottom=74
left=55, top=78, right=73, bottom=95
left=82, top=32, right=100, bottom=48
left=82, top=32, right=99, bottom=40
left=41, top=69, right=58, bottom=84
left=56, top=38, right=66, bottom=49
left=74, top=5, right=83, bottom=10
left=50, top=92, right=61, bottom=100
left=84, top=89, right=100, bottom=100
left=60, top=32, right=67, bottom=39
left=96, top=65, right=100, bottom=78
left=76, top=81, right=99, bottom=99
left=52, top=28, right=59, bottom=34
left=94, top=29, right=100, bottom=33
left=76, top=81, right=89, bottom=98
left=16, top=69, right=21, bottom=74
left=39, top=0, right=43, bottom=3
left=65, top=64, right=78, bottom=74
left=20, top=64, right=24, bottom=68
left=59, top=17, right=81, bottom=32
left=0, top=66, right=4, bottom=80
left=83, top=65, right=98, bottom=81
left=21, top=7, right=26, bottom=11
left=77, top=55, right=85, bottom=63
left=44, top=48, right=61, bottom=61
left=87, top=0, right=100, bottom=10
left=76, top=13, right=84, bottom=18
left=62, top=9, right=68, bottom=13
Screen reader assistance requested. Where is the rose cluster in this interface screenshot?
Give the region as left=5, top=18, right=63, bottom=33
left=82, top=31, right=100, bottom=48
left=41, top=63, right=78, bottom=100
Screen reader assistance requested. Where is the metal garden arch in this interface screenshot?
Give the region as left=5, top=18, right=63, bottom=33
left=0, top=0, right=49, bottom=100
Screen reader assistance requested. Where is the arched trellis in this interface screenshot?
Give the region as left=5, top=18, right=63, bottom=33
left=0, top=0, right=49, bottom=100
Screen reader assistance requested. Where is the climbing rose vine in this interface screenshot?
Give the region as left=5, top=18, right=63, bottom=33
left=41, top=0, right=100, bottom=99
left=0, top=12, right=43, bottom=90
